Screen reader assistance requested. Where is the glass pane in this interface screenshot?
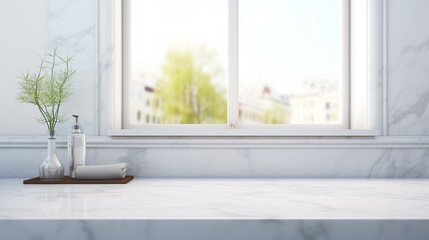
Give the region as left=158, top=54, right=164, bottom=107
left=127, top=0, right=228, bottom=125
left=239, top=0, right=342, bottom=124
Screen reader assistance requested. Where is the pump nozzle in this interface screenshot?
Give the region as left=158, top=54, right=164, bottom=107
left=73, top=115, right=79, bottom=124
left=72, top=115, right=82, bottom=133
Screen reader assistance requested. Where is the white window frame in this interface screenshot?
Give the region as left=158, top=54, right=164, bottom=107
left=108, top=0, right=381, bottom=137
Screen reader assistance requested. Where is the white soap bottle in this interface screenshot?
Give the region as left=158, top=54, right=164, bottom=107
left=68, top=115, right=86, bottom=178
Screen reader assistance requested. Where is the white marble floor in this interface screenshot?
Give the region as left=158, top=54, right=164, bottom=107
left=1, top=178, right=429, bottom=220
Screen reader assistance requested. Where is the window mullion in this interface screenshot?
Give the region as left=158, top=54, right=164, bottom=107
left=228, top=0, right=239, bottom=128
left=342, top=0, right=351, bottom=129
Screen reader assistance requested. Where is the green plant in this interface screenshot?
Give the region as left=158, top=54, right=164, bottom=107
left=154, top=46, right=227, bottom=124
left=17, top=49, right=75, bottom=133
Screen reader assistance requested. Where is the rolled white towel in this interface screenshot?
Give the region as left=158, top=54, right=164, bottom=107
left=75, top=163, right=127, bottom=179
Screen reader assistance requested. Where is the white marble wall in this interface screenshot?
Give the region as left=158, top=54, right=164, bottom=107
left=2, top=220, right=429, bottom=240
left=1, top=0, right=429, bottom=178
left=0, top=0, right=48, bottom=136
left=47, top=0, right=97, bottom=136
left=1, top=146, right=428, bottom=178
left=388, top=0, right=429, bottom=135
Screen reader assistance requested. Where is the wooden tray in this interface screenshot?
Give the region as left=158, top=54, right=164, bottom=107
left=23, top=176, right=133, bottom=184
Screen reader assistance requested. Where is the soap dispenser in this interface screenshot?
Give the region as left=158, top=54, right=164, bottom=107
left=68, top=115, right=86, bottom=178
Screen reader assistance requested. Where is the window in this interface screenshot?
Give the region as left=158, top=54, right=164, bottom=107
left=137, top=110, right=141, bottom=121
left=239, top=0, right=344, bottom=126
left=123, top=0, right=228, bottom=127
left=122, top=0, right=350, bottom=132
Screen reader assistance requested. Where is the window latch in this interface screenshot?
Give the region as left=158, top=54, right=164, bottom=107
left=230, top=121, right=236, bottom=129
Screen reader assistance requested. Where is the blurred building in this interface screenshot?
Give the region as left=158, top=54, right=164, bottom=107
left=289, top=80, right=339, bottom=124
left=239, top=85, right=290, bottom=124
left=129, top=81, right=162, bottom=125
left=130, top=80, right=338, bottom=125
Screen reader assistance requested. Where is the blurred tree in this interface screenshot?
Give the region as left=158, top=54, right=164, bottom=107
left=153, top=47, right=227, bottom=124
left=263, top=103, right=287, bottom=124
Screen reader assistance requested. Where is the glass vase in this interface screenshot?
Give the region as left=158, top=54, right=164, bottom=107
left=39, top=130, right=64, bottom=180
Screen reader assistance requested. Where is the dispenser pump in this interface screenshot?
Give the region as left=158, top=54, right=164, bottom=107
left=72, top=115, right=82, bottom=133
left=68, top=115, right=86, bottom=178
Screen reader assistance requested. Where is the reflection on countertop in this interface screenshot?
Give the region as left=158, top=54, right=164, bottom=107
left=1, top=178, right=429, bottom=220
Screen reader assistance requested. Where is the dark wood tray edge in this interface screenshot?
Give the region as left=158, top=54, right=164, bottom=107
left=23, top=176, right=134, bottom=184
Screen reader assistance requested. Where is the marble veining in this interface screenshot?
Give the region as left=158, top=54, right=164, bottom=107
left=388, top=0, right=429, bottom=135
left=1, top=220, right=429, bottom=240
left=368, top=149, right=429, bottom=177
left=1, top=0, right=427, bottom=181
left=1, top=1, right=428, bottom=237
left=47, top=0, right=97, bottom=136
left=1, top=179, right=429, bottom=220
left=2, top=147, right=429, bottom=178
left=390, top=93, right=429, bottom=126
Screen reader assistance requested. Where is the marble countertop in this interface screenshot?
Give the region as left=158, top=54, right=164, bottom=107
left=1, top=179, right=429, bottom=220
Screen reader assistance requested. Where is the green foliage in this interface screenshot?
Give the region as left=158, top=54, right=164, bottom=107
left=154, top=47, right=226, bottom=124
left=263, top=103, right=287, bottom=124
left=17, top=49, right=75, bottom=132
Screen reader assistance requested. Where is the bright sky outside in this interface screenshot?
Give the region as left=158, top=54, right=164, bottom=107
left=130, top=0, right=340, bottom=95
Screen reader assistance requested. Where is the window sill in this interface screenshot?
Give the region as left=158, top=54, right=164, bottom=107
left=106, top=129, right=380, bottom=137
left=3, top=135, right=429, bottom=149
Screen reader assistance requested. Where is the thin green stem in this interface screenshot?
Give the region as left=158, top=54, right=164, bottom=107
left=50, top=49, right=57, bottom=122
left=54, top=57, right=69, bottom=126
left=17, top=48, right=74, bottom=132
left=34, top=76, right=50, bottom=130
